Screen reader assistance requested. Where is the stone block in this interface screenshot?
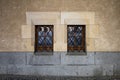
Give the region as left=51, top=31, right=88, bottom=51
left=54, top=43, right=67, bottom=51
left=61, top=12, right=95, bottom=24
left=59, top=66, right=78, bottom=76
left=0, top=52, right=26, bottom=65
left=95, top=52, right=120, bottom=64
left=0, top=64, right=114, bottom=76
left=7, top=65, right=26, bottom=75
left=26, top=52, right=61, bottom=65
left=78, top=65, right=102, bottom=76
left=24, top=65, right=63, bottom=76
left=21, top=25, right=32, bottom=38
left=63, top=25, right=67, bottom=43
left=102, top=65, right=113, bottom=76
left=32, top=19, right=58, bottom=25
left=0, top=66, right=7, bottom=74
left=61, top=52, right=94, bottom=65
left=55, top=24, right=64, bottom=43
left=86, top=25, right=90, bottom=39
left=64, top=19, right=89, bottom=25
left=54, top=24, right=67, bottom=51
left=114, top=64, right=120, bottom=75
left=26, top=12, right=60, bottom=25
left=24, top=65, right=101, bottom=76
left=86, top=38, right=95, bottom=51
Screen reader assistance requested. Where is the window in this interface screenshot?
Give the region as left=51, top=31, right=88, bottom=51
left=35, top=25, right=53, bottom=53
left=67, top=25, right=86, bottom=53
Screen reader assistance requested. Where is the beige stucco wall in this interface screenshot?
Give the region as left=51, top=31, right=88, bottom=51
left=0, top=0, right=120, bottom=52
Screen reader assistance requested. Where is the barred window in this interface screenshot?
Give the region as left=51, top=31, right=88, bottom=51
left=67, top=25, right=86, bottom=53
left=35, top=25, right=53, bottom=53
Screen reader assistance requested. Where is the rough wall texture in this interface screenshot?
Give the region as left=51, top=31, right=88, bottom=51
left=0, top=0, right=120, bottom=51
left=0, top=52, right=120, bottom=76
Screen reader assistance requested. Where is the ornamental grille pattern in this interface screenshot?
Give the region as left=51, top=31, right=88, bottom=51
left=35, top=25, right=53, bottom=52
left=67, top=25, right=86, bottom=52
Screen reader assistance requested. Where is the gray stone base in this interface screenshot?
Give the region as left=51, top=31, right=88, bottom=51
left=0, top=52, right=120, bottom=76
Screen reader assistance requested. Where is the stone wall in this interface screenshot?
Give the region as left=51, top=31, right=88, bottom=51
left=0, top=52, right=120, bottom=76
left=0, top=0, right=120, bottom=51
left=24, top=12, right=97, bottom=52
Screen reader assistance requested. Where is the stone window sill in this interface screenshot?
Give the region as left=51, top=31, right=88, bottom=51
left=67, top=51, right=87, bottom=55
left=34, top=52, right=53, bottom=55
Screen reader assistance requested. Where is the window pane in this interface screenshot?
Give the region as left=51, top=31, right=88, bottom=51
left=35, top=25, right=53, bottom=52
left=76, top=26, right=82, bottom=46
left=68, top=27, right=74, bottom=46
left=67, top=25, right=86, bottom=52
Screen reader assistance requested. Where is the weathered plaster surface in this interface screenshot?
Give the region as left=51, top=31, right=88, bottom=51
left=0, top=0, right=120, bottom=51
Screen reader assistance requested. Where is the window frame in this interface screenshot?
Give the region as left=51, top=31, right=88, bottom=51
left=67, top=25, right=86, bottom=55
left=34, top=25, right=54, bottom=54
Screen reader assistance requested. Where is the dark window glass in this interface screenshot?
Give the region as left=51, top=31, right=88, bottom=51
left=67, top=25, right=86, bottom=52
left=35, top=25, right=53, bottom=52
